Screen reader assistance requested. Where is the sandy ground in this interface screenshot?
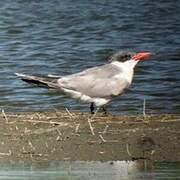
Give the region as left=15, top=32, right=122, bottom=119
left=0, top=111, right=179, bottom=163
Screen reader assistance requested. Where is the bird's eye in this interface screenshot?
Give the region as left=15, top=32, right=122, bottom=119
left=123, top=55, right=129, bottom=60
left=122, top=55, right=126, bottom=60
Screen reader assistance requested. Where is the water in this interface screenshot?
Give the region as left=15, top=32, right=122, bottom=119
left=0, top=161, right=179, bottom=180
left=0, top=0, right=180, bottom=114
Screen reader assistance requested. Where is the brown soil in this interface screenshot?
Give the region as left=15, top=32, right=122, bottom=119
left=0, top=111, right=179, bottom=163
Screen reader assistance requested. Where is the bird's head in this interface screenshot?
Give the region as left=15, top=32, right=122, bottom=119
left=110, top=51, right=151, bottom=62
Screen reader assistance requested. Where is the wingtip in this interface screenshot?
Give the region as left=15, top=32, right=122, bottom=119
left=15, top=72, right=19, bottom=76
left=15, top=73, right=26, bottom=78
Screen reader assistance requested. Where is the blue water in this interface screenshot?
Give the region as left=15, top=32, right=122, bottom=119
left=0, top=161, right=179, bottom=180
left=0, top=0, right=180, bottom=114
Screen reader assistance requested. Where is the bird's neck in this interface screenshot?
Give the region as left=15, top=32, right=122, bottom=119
left=111, top=60, right=138, bottom=84
left=123, top=59, right=138, bottom=69
left=111, top=59, right=138, bottom=69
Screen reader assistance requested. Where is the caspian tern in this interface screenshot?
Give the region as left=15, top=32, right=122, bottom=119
left=15, top=51, right=151, bottom=113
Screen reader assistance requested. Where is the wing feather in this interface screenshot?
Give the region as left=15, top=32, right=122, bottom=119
left=58, top=64, right=129, bottom=98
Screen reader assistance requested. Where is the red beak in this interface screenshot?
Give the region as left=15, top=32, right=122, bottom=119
left=132, top=52, right=151, bottom=61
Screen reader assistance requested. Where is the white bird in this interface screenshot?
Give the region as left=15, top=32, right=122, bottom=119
left=15, top=51, right=151, bottom=114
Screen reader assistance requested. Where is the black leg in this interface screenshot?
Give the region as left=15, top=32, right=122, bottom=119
left=102, top=106, right=107, bottom=115
left=90, top=102, right=95, bottom=114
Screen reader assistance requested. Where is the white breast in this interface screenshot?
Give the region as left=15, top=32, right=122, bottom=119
left=111, top=60, right=135, bottom=84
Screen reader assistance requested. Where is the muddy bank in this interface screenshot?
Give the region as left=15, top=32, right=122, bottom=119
left=0, top=111, right=179, bottom=163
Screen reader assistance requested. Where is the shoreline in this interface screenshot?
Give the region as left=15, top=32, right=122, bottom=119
left=0, top=111, right=179, bottom=163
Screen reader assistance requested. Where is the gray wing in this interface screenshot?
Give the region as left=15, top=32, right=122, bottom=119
left=58, top=64, right=130, bottom=98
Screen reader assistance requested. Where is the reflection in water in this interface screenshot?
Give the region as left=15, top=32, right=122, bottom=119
left=0, top=161, right=179, bottom=180
left=135, top=135, right=158, bottom=160
left=0, top=161, right=142, bottom=180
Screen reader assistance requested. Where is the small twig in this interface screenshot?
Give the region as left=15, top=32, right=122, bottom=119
left=26, top=124, right=69, bottom=135
left=151, top=150, right=156, bottom=155
left=143, top=98, right=146, bottom=117
left=102, top=125, right=109, bottom=134
left=0, top=150, right=11, bottom=156
left=35, top=113, right=41, bottom=119
left=28, top=141, right=35, bottom=151
left=126, top=143, right=132, bottom=157
left=65, top=108, right=75, bottom=118
left=56, top=129, right=64, bottom=141
left=56, top=129, right=62, bottom=136
left=99, top=135, right=106, bottom=142
left=22, top=146, right=25, bottom=152
left=75, top=124, right=80, bottom=133
left=1, top=109, right=8, bottom=123
left=11, top=119, right=68, bottom=125
left=45, top=142, right=49, bottom=148
left=88, top=118, right=95, bottom=135
left=24, top=127, right=30, bottom=133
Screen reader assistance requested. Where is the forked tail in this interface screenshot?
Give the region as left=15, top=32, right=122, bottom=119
left=15, top=73, right=60, bottom=88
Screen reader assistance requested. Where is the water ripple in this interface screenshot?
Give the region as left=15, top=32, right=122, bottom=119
left=0, top=0, right=179, bottom=114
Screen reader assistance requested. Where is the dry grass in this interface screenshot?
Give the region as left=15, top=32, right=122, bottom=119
left=0, top=110, right=179, bottom=162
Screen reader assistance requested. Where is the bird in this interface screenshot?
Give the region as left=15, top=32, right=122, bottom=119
left=15, top=51, right=151, bottom=114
